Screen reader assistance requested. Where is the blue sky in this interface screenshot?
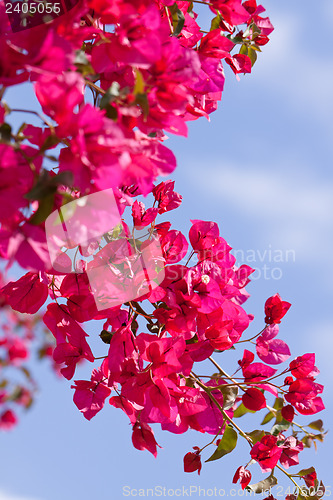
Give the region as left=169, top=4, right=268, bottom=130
left=0, top=1, right=332, bottom=499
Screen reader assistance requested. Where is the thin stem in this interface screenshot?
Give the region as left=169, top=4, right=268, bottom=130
left=165, top=6, right=174, bottom=34
left=292, top=421, right=310, bottom=434
left=208, top=356, right=224, bottom=373
left=128, top=301, right=154, bottom=323
left=208, top=357, right=244, bottom=391
left=199, top=423, right=224, bottom=453
left=185, top=250, right=195, bottom=266
left=276, top=464, right=303, bottom=494
left=10, top=108, right=55, bottom=131
left=84, top=80, right=106, bottom=95
left=235, top=326, right=266, bottom=344
left=191, top=373, right=253, bottom=446
left=184, top=0, right=213, bottom=5
left=262, top=368, right=290, bottom=384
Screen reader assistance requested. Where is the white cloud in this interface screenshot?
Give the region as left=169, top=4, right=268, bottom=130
left=190, top=163, right=333, bottom=274
left=0, top=492, right=40, bottom=500
left=302, top=320, right=333, bottom=395
left=250, top=8, right=333, bottom=125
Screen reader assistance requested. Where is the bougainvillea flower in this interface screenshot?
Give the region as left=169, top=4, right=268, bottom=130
left=232, top=466, right=252, bottom=489
left=35, top=72, right=84, bottom=124
left=199, top=30, right=235, bottom=59
left=160, top=230, right=188, bottom=265
left=281, top=405, right=295, bottom=423
left=210, top=0, right=250, bottom=26
left=183, top=447, right=202, bottom=474
left=43, top=303, right=94, bottom=379
left=242, top=362, right=277, bottom=382
left=225, top=54, right=252, bottom=76
left=132, top=422, right=160, bottom=457
left=242, top=388, right=266, bottom=411
left=303, top=470, right=317, bottom=488
left=7, top=337, right=29, bottom=364
left=0, top=409, right=17, bottom=430
left=0, top=144, right=35, bottom=223
left=264, top=294, right=291, bottom=324
left=279, top=436, right=303, bottom=469
left=250, top=435, right=282, bottom=472
left=289, top=353, right=316, bottom=379
left=71, top=364, right=111, bottom=420
left=152, top=180, right=182, bottom=214
left=132, top=200, right=158, bottom=228
left=256, top=334, right=291, bottom=365
left=0, top=272, right=48, bottom=314
left=238, top=349, right=255, bottom=368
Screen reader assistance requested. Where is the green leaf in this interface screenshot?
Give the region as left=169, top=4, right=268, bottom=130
left=312, top=433, right=326, bottom=443
left=103, top=104, right=118, bottom=121
left=134, top=69, right=145, bottom=95
left=251, top=22, right=261, bottom=37
left=297, top=467, right=316, bottom=477
left=239, top=44, right=248, bottom=56
left=302, top=435, right=313, bottom=448
left=110, top=222, right=124, bottom=240
left=247, top=46, right=258, bottom=66
left=20, top=366, right=33, bottom=381
left=308, top=420, right=324, bottom=432
left=205, top=425, right=238, bottom=462
left=185, top=335, right=198, bottom=345
left=246, top=429, right=265, bottom=444
left=130, top=319, right=139, bottom=336
left=135, top=93, right=149, bottom=119
left=17, top=122, right=28, bottom=136
left=99, top=82, right=121, bottom=109
left=247, top=472, right=278, bottom=494
left=169, top=4, right=185, bottom=37
left=0, top=123, right=12, bottom=142
left=296, top=494, right=308, bottom=500
left=261, top=411, right=275, bottom=425
left=210, top=14, right=221, bottom=31
left=74, top=50, right=94, bottom=76
left=243, top=24, right=254, bottom=39
left=230, top=35, right=244, bottom=44
left=25, top=170, right=74, bottom=200
left=29, top=193, right=55, bottom=225
left=39, top=133, right=60, bottom=153
left=233, top=403, right=255, bottom=418
left=0, top=379, right=8, bottom=389
left=100, top=330, right=112, bottom=344
left=250, top=44, right=262, bottom=52
left=219, top=385, right=238, bottom=410
left=270, top=419, right=291, bottom=436
left=273, top=397, right=284, bottom=410
left=74, top=50, right=90, bottom=66
left=187, top=2, right=194, bottom=14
